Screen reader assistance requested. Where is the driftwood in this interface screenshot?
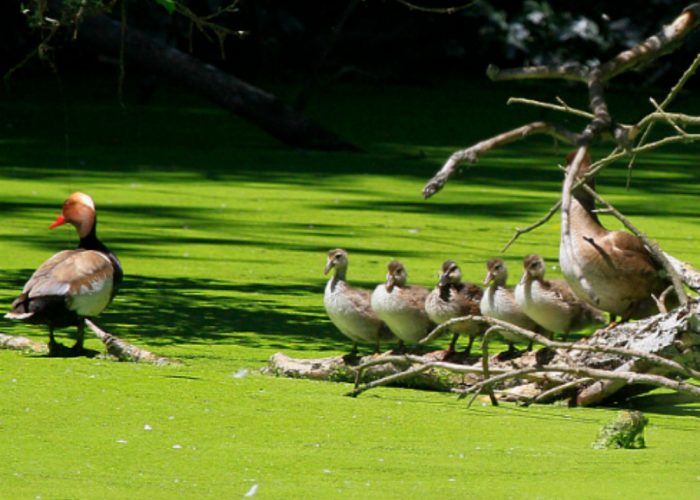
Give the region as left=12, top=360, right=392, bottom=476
left=268, top=298, right=700, bottom=405
left=0, top=321, right=178, bottom=365
left=85, top=319, right=179, bottom=365
left=0, top=332, right=48, bottom=353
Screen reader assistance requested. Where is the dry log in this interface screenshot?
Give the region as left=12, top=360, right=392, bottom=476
left=268, top=299, right=700, bottom=405
left=0, top=332, right=48, bottom=353
left=86, top=319, right=178, bottom=365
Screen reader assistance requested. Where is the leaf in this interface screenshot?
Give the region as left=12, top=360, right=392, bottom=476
left=153, top=0, right=176, bottom=14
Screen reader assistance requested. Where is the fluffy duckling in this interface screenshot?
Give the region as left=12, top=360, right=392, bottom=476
left=560, top=150, right=677, bottom=321
left=371, top=260, right=433, bottom=346
left=515, top=254, right=605, bottom=340
left=324, top=249, right=394, bottom=355
left=480, top=258, right=539, bottom=354
left=425, top=260, right=484, bottom=355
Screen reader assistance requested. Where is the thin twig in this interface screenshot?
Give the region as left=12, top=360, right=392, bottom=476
left=348, top=355, right=499, bottom=398
left=507, top=97, right=594, bottom=120
left=471, top=327, right=500, bottom=406
left=649, top=97, right=688, bottom=136
left=626, top=51, right=700, bottom=187
left=501, top=199, right=561, bottom=252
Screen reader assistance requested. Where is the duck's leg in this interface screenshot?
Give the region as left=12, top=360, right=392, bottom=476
left=448, top=333, right=459, bottom=353
left=71, top=320, right=85, bottom=354
left=47, top=326, right=59, bottom=356
left=374, top=337, right=381, bottom=354
left=496, top=342, right=519, bottom=361
left=349, top=341, right=358, bottom=357
left=464, top=335, right=475, bottom=356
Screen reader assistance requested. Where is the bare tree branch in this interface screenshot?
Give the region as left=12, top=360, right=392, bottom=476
left=422, top=122, right=577, bottom=198
left=462, top=364, right=700, bottom=402
left=507, top=96, right=594, bottom=120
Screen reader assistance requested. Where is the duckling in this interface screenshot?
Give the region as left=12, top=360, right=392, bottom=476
left=559, top=150, right=677, bottom=321
left=371, top=260, right=433, bottom=346
left=425, top=260, right=484, bottom=355
left=324, top=249, right=394, bottom=356
left=515, top=254, right=605, bottom=340
left=480, top=258, right=539, bottom=354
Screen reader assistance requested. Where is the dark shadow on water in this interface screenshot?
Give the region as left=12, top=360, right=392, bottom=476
left=0, top=269, right=354, bottom=352
left=624, top=392, right=700, bottom=418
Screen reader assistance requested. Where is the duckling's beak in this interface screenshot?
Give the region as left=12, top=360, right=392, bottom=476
left=483, top=271, right=493, bottom=286
left=323, top=259, right=334, bottom=275
left=519, top=271, right=529, bottom=285
left=385, top=273, right=396, bottom=292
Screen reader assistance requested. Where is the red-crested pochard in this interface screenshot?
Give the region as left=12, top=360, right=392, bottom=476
left=5, top=192, right=123, bottom=356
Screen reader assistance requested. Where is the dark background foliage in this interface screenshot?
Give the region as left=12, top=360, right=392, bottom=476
left=1, top=0, right=697, bottom=85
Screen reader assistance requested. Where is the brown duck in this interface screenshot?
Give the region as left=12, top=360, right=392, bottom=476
left=559, top=150, right=675, bottom=321
left=5, top=192, right=123, bottom=356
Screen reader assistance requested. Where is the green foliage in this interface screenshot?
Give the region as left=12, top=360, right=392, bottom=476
left=152, top=0, right=176, bottom=14
left=0, top=78, right=699, bottom=497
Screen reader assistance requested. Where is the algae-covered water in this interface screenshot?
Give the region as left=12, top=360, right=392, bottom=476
left=0, top=78, right=698, bottom=498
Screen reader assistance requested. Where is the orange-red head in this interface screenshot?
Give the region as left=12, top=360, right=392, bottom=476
left=49, top=192, right=96, bottom=239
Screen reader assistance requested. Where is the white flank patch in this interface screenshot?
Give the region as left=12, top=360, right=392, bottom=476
left=70, top=276, right=113, bottom=317
left=244, top=484, right=258, bottom=497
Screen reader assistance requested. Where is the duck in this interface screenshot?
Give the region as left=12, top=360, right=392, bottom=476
left=5, top=192, right=123, bottom=356
left=480, top=258, right=540, bottom=354
left=515, top=254, right=605, bottom=340
left=559, top=149, right=676, bottom=321
left=371, top=260, right=433, bottom=347
left=323, top=248, right=394, bottom=355
left=425, top=260, right=485, bottom=355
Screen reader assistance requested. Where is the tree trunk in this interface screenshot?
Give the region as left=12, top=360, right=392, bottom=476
left=77, top=15, right=357, bottom=151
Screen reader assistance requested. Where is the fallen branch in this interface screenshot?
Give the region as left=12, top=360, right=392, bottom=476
left=0, top=333, right=48, bottom=353
left=86, top=319, right=178, bottom=366
left=461, top=364, right=700, bottom=403
left=664, top=253, right=700, bottom=293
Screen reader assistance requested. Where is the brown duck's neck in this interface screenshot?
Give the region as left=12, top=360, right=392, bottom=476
left=570, top=194, right=604, bottom=235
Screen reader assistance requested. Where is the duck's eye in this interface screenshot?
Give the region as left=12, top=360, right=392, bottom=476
left=334, top=254, right=341, bottom=260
